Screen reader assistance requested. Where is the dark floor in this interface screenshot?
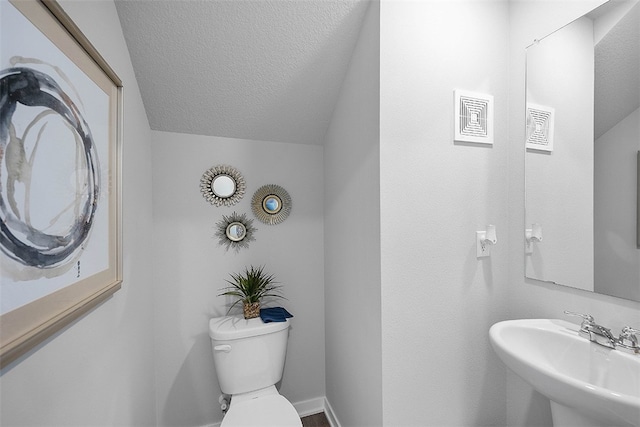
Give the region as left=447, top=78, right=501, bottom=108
left=301, top=412, right=331, bottom=427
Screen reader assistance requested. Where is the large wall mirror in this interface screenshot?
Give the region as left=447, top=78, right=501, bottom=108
left=525, top=0, right=640, bottom=302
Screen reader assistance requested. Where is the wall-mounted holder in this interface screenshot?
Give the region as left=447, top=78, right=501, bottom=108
left=525, top=223, right=543, bottom=254
left=477, top=225, right=497, bottom=258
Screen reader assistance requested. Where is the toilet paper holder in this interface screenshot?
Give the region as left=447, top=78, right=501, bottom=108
left=525, top=223, right=543, bottom=254
left=477, top=224, right=497, bottom=258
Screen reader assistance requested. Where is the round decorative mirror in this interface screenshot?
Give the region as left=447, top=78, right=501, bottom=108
left=215, top=212, right=256, bottom=252
left=200, top=165, right=245, bottom=207
left=212, top=174, right=236, bottom=198
left=252, top=184, right=292, bottom=225
left=226, top=222, right=246, bottom=242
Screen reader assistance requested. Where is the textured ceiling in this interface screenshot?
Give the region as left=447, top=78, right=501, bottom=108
left=115, top=0, right=369, bottom=145
left=594, top=2, right=639, bottom=139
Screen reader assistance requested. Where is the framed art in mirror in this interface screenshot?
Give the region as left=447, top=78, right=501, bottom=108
left=0, top=0, right=123, bottom=367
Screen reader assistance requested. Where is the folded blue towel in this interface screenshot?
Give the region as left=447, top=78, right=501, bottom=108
left=260, top=307, right=293, bottom=323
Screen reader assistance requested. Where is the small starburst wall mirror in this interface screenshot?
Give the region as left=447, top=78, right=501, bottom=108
left=215, top=212, right=256, bottom=252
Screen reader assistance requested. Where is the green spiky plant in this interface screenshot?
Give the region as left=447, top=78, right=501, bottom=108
left=219, top=265, right=285, bottom=319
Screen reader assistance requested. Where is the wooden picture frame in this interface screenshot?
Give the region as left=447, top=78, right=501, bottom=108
left=0, top=0, right=122, bottom=368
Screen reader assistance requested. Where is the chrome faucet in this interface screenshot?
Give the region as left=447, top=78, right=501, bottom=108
left=564, top=311, right=616, bottom=348
left=564, top=311, right=639, bottom=354
left=617, top=326, right=640, bottom=354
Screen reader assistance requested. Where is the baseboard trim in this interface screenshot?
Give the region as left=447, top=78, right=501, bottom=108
left=294, top=396, right=326, bottom=417
left=202, top=395, right=340, bottom=427
left=323, top=397, right=341, bottom=427
left=293, top=396, right=340, bottom=427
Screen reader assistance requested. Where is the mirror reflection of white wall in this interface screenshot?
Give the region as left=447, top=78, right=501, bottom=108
left=525, top=15, right=595, bottom=292
left=595, top=110, right=640, bottom=300
left=212, top=175, right=236, bottom=198
left=594, top=1, right=640, bottom=301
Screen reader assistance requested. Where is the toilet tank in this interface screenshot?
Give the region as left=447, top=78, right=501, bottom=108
left=209, top=316, right=290, bottom=395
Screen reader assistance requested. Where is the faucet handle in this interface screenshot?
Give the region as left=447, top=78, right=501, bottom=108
left=617, top=326, right=639, bottom=354
left=618, top=326, right=639, bottom=351
left=564, top=311, right=595, bottom=332
left=564, top=311, right=595, bottom=323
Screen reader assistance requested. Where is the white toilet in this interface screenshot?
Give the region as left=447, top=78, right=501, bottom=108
left=209, top=315, right=302, bottom=427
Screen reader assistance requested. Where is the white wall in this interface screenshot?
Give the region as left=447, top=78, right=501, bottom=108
left=323, top=1, right=382, bottom=426
left=379, top=1, right=510, bottom=425
left=595, top=108, right=640, bottom=301
left=508, top=2, right=640, bottom=426
left=0, top=0, right=156, bottom=425
left=151, top=131, right=325, bottom=426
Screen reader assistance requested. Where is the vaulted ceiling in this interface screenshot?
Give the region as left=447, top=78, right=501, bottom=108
left=115, top=0, right=370, bottom=145
left=594, top=1, right=639, bottom=139
left=116, top=0, right=637, bottom=146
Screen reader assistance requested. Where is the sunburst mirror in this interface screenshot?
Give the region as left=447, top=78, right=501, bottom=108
left=215, top=212, right=256, bottom=252
left=200, top=165, right=246, bottom=207
left=251, top=184, right=292, bottom=225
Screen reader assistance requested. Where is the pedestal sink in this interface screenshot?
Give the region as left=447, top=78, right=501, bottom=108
left=489, top=319, right=640, bottom=427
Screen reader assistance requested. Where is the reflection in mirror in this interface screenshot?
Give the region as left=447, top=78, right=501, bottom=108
left=212, top=175, right=236, bottom=198
left=200, top=165, right=246, bottom=207
left=226, top=222, right=246, bottom=242
left=215, top=212, right=256, bottom=253
left=263, top=196, right=282, bottom=214
left=525, top=0, right=640, bottom=302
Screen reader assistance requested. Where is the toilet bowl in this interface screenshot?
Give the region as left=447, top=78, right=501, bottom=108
left=221, top=385, right=301, bottom=427
left=209, top=315, right=302, bottom=427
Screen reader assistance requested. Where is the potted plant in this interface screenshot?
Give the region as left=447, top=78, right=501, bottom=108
left=219, top=265, right=284, bottom=319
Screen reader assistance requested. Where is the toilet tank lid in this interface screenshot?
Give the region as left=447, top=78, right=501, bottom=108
left=209, top=315, right=290, bottom=341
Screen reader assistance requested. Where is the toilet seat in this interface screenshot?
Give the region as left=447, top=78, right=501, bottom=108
left=221, top=394, right=302, bottom=427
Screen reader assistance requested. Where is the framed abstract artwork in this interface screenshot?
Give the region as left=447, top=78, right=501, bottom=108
left=0, top=0, right=122, bottom=367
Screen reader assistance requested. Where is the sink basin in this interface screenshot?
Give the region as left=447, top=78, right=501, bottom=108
left=490, top=319, right=640, bottom=427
